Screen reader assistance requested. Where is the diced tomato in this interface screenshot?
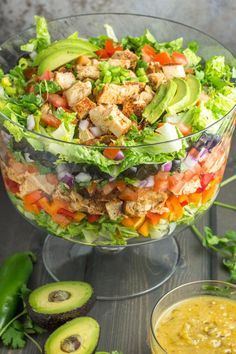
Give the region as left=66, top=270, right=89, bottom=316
left=87, top=215, right=100, bottom=223
left=119, top=187, right=138, bottom=201
left=96, top=39, right=122, bottom=58
left=116, top=180, right=126, bottom=192
left=27, top=164, right=38, bottom=174
left=37, top=70, right=54, bottom=81
left=154, top=52, right=172, bottom=65
left=184, top=169, right=195, bottom=182
left=103, top=147, right=120, bottom=160
left=146, top=212, right=162, bottom=225
left=103, top=181, right=116, bottom=195
left=52, top=214, right=71, bottom=227
left=168, top=173, right=185, bottom=195
left=41, top=113, right=61, bottom=128
left=5, top=177, right=20, bottom=194
left=25, top=84, right=35, bottom=93
left=172, top=52, right=188, bottom=65
left=46, top=174, right=59, bottom=186
left=200, top=173, right=215, bottom=191
left=177, top=122, right=192, bottom=136
left=23, top=190, right=43, bottom=205
left=57, top=208, right=75, bottom=219
left=141, top=44, right=157, bottom=62
left=24, top=67, right=37, bottom=80
left=48, top=94, right=68, bottom=109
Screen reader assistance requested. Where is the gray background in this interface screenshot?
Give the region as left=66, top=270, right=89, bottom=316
left=0, top=1, right=235, bottom=353
left=0, top=0, right=235, bottom=51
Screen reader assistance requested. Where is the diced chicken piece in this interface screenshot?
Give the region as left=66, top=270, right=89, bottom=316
left=181, top=179, right=201, bottom=195
left=79, top=129, right=94, bottom=143
left=148, top=72, right=167, bottom=89
left=19, top=174, right=56, bottom=197
left=76, top=65, right=100, bottom=80
left=70, top=190, right=105, bottom=215
left=55, top=71, right=76, bottom=90
left=41, top=103, right=50, bottom=114
left=3, top=160, right=29, bottom=184
left=107, top=58, right=131, bottom=69
left=112, top=50, right=138, bottom=69
left=147, top=62, right=162, bottom=74
left=162, top=65, right=186, bottom=80
left=122, top=86, right=154, bottom=118
left=105, top=200, right=123, bottom=220
left=124, top=190, right=167, bottom=217
left=90, top=105, right=132, bottom=137
left=97, top=82, right=142, bottom=105
left=74, top=97, right=96, bottom=119
left=64, top=81, right=92, bottom=108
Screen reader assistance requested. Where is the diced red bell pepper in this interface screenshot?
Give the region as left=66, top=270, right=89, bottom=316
left=57, top=208, right=75, bottom=219
left=5, top=177, right=20, bottom=194
left=200, top=173, right=215, bottom=191
left=87, top=215, right=100, bottom=223
left=23, top=190, right=43, bottom=205
left=146, top=212, right=162, bottom=225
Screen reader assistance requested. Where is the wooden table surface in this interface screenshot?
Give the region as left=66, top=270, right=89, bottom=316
left=0, top=134, right=235, bottom=353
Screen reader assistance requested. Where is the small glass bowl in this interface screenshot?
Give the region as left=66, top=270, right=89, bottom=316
left=150, top=280, right=236, bottom=353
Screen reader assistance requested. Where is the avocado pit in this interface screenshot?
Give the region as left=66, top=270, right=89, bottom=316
left=48, top=290, right=71, bottom=302
left=61, top=335, right=81, bottom=353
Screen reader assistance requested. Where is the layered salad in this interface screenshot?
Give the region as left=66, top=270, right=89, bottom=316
left=0, top=17, right=235, bottom=245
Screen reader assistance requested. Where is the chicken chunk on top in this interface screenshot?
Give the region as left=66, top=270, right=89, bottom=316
left=89, top=104, right=132, bottom=137
left=112, top=50, right=138, bottom=69
left=76, top=65, right=100, bottom=80
left=55, top=71, right=76, bottom=90
left=97, top=82, right=143, bottom=105
left=64, top=81, right=92, bottom=108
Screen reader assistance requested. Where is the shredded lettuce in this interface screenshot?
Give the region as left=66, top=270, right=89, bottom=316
left=21, top=16, right=51, bottom=53
left=183, top=48, right=201, bottom=66
left=205, top=56, right=231, bottom=88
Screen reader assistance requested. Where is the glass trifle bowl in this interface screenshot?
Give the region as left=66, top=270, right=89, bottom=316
left=0, top=14, right=235, bottom=299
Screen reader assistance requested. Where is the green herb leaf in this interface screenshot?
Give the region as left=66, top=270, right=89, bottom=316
left=1, top=320, right=26, bottom=349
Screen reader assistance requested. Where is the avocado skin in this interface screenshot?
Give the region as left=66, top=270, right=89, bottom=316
left=26, top=292, right=96, bottom=330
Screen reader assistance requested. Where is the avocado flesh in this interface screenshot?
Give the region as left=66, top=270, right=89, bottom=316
left=167, top=78, right=190, bottom=114
left=33, top=39, right=98, bottom=66
left=44, top=317, right=100, bottom=354
left=143, top=84, right=167, bottom=119
left=184, top=75, right=201, bottom=109
left=37, top=49, right=95, bottom=75
left=27, top=281, right=95, bottom=330
left=143, top=80, right=177, bottom=123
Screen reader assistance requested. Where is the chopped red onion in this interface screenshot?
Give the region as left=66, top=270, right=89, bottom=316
left=137, top=176, right=154, bottom=188
left=114, top=150, right=125, bottom=161
left=62, top=174, right=74, bottom=188
left=58, top=170, right=72, bottom=180
left=182, top=155, right=198, bottom=170
left=27, top=115, right=35, bottom=131
left=161, top=161, right=172, bottom=172
left=79, top=119, right=89, bottom=131
left=90, top=126, right=103, bottom=137
left=199, top=147, right=208, bottom=161
left=75, top=172, right=92, bottom=183
left=56, top=164, right=67, bottom=175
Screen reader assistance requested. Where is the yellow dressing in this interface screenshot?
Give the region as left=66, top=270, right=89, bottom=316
left=155, top=296, right=236, bottom=354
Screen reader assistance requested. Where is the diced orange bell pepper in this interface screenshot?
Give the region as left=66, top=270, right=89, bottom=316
left=178, top=194, right=189, bottom=206
left=138, top=220, right=150, bottom=237
left=73, top=212, right=86, bottom=222
left=121, top=216, right=145, bottom=229
left=37, top=197, right=52, bottom=215
left=116, top=180, right=126, bottom=192
left=23, top=190, right=43, bottom=205
left=166, top=195, right=183, bottom=221
left=24, top=202, right=40, bottom=215
left=50, top=199, right=70, bottom=215
left=146, top=212, right=162, bottom=225
left=188, top=192, right=202, bottom=206
left=103, top=147, right=120, bottom=160
left=202, top=177, right=220, bottom=204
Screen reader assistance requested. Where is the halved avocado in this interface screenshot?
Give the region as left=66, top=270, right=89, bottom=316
left=184, top=75, right=201, bottom=109
left=44, top=317, right=100, bottom=354
left=26, top=281, right=95, bottom=330
left=37, top=49, right=95, bottom=75
left=33, top=38, right=99, bottom=66
left=167, top=78, right=190, bottom=114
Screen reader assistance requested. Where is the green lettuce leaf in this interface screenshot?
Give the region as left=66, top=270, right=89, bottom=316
left=21, top=16, right=51, bottom=53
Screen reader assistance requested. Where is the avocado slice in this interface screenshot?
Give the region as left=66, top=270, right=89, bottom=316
left=184, top=75, right=201, bottom=109
left=143, top=80, right=177, bottom=123
left=33, top=39, right=99, bottom=66
left=167, top=78, right=190, bottom=114
left=27, top=281, right=95, bottom=330
left=44, top=317, right=100, bottom=354
left=37, top=49, right=95, bottom=75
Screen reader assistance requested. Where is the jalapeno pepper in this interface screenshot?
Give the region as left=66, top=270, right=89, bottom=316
left=0, top=252, right=35, bottom=332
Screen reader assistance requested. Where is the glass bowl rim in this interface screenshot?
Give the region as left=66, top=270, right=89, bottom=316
left=150, top=279, right=236, bottom=352
left=0, top=12, right=235, bottom=149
